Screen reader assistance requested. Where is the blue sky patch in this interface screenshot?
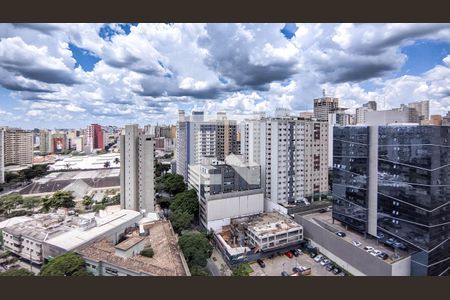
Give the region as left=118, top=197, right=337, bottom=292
left=69, top=43, right=101, bottom=72
left=398, top=39, right=450, bottom=76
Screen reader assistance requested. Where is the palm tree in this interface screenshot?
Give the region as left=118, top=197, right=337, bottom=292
left=104, top=161, right=111, bottom=168
left=113, top=157, right=120, bottom=165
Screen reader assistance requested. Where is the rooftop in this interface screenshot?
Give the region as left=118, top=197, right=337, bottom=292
left=49, top=153, right=120, bottom=171
left=44, top=209, right=142, bottom=251
left=78, top=220, right=189, bottom=276
left=115, top=236, right=145, bottom=251
left=246, top=212, right=302, bottom=237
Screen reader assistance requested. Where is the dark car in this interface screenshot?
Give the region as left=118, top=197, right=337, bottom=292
left=293, top=267, right=302, bottom=273
left=332, top=267, right=341, bottom=275
left=384, top=238, right=396, bottom=247
left=377, top=252, right=389, bottom=260
left=336, top=232, right=346, bottom=238
left=319, top=208, right=327, bottom=213
left=393, top=242, right=408, bottom=251
left=292, top=249, right=300, bottom=257
left=281, top=271, right=289, bottom=276
left=257, top=259, right=266, bottom=268
left=326, top=264, right=334, bottom=272
left=310, top=252, right=317, bottom=258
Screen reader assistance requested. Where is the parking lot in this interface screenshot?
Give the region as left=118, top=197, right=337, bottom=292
left=303, top=212, right=408, bottom=263
left=250, top=250, right=343, bottom=276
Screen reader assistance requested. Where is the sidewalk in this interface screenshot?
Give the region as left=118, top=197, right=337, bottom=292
left=207, top=248, right=232, bottom=276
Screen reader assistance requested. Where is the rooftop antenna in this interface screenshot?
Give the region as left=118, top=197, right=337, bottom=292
left=323, top=89, right=326, bottom=97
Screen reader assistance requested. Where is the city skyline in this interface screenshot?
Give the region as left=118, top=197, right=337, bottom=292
left=0, top=23, right=450, bottom=129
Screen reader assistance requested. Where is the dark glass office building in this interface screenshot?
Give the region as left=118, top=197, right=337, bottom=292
left=332, top=125, right=450, bottom=276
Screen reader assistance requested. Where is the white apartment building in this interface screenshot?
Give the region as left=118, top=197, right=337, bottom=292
left=120, top=124, right=155, bottom=213
left=176, top=110, right=238, bottom=182
left=408, top=100, right=429, bottom=121
left=2, top=127, right=33, bottom=166
left=241, top=115, right=329, bottom=207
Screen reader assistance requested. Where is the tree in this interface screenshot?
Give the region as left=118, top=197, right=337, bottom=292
left=110, top=193, right=120, bottom=205
left=51, top=191, right=76, bottom=209
left=170, top=210, right=193, bottom=233
left=140, top=247, right=154, bottom=258
left=190, top=265, right=211, bottom=276
left=39, top=252, right=91, bottom=276
left=0, top=193, right=24, bottom=215
left=232, top=263, right=252, bottom=276
left=170, top=189, right=199, bottom=217
left=104, top=161, right=111, bottom=168
left=0, top=268, right=35, bottom=276
left=178, top=231, right=213, bottom=268
left=155, top=162, right=170, bottom=177
left=21, top=197, right=42, bottom=210
left=156, top=173, right=186, bottom=195
left=113, top=157, right=120, bottom=165
left=82, top=195, right=94, bottom=209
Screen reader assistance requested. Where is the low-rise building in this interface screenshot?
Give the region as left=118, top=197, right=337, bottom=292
left=2, top=208, right=142, bottom=264
left=78, top=220, right=190, bottom=276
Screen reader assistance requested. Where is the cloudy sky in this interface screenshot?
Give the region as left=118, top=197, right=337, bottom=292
left=0, top=23, right=450, bottom=129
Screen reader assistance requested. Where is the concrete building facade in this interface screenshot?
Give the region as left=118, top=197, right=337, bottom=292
left=0, top=128, right=4, bottom=183
left=2, top=127, right=33, bottom=166
left=313, top=91, right=340, bottom=122
left=120, top=125, right=155, bottom=213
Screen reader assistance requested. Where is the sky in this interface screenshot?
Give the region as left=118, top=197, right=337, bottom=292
left=0, top=23, right=450, bottom=129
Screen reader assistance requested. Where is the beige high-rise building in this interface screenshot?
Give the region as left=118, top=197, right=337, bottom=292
left=313, top=90, right=340, bottom=121
left=3, top=127, right=33, bottom=166
left=421, top=115, right=442, bottom=125
left=120, top=124, right=155, bottom=213
left=408, top=100, right=430, bottom=121
left=39, top=129, right=51, bottom=155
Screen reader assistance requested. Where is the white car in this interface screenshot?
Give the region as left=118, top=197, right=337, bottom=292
left=364, top=246, right=374, bottom=252
left=352, top=240, right=362, bottom=247
left=369, top=251, right=378, bottom=256
left=372, top=250, right=382, bottom=256
left=314, top=255, right=323, bottom=262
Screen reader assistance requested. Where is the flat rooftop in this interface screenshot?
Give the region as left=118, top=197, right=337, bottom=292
left=78, top=220, right=188, bottom=276
left=302, top=211, right=409, bottom=263
left=49, top=153, right=120, bottom=171
left=115, top=236, right=145, bottom=251
left=44, top=209, right=142, bottom=251
left=244, top=212, right=302, bottom=237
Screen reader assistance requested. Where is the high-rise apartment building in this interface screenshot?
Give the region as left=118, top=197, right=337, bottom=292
left=408, top=100, right=430, bottom=121
left=85, top=124, right=104, bottom=153
left=119, top=124, right=155, bottom=213
left=176, top=111, right=239, bottom=181
left=242, top=115, right=329, bottom=206
left=51, top=133, right=68, bottom=154
left=332, top=125, right=450, bottom=276
left=0, top=128, right=4, bottom=183
left=363, top=100, right=378, bottom=111
left=3, top=127, right=33, bottom=166
left=313, top=90, right=339, bottom=121
left=39, top=129, right=51, bottom=155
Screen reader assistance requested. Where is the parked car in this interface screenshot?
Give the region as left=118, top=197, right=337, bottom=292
left=320, top=258, right=330, bottom=266
left=384, top=238, right=396, bottom=247
left=377, top=233, right=385, bottom=239
left=297, top=249, right=303, bottom=255
left=281, top=271, right=289, bottom=276
left=364, top=246, right=374, bottom=252
left=314, top=255, right=323, bottom=262
left=285, top=251, right=294, bottom=259
left=336, top=232, right=346, bottom=237
left=319, top=208, right=327, bottom=213
left=293, top=267, right=302, bottom=273
left=326, top=264, right=334, bottom=271
left=352, top=240, right=362, bottom=247
left=372, top=250, right=382, bottom=256
left=257, top=259, right=266, bottom=268
left=369, top=251, right=378, bottom=256
left=377, top=252, right=389, bottom=260
left=292, top=249, right=300, bottom=257
left=310, top=252, right=317, bottom=258
left=332, top=267, right=341, bottom=275
left=393, top=242, right=408, bottom=251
